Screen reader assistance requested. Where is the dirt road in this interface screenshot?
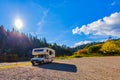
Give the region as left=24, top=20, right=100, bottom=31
left=0, top=57, right=120, bottom=80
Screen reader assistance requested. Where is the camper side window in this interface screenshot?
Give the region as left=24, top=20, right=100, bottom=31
left=49, top=51, right=52, bottom=55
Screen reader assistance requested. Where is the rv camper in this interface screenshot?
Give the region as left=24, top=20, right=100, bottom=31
left=30, top=47, right=55, bottom=65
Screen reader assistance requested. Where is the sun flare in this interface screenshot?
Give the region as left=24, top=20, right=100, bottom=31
left=14, top=18, right=23, bottom=29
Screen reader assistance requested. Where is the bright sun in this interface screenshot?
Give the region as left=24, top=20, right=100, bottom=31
left=14, top=18, right=23, bottom=29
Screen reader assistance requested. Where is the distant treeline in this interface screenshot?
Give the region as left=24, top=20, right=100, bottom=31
left=0, top=25, right=72, bottom=62
left=72, top=42, right=104, bottom=52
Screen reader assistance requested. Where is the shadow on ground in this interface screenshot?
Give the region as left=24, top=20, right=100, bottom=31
left=37, top=62, right=77, bottom=72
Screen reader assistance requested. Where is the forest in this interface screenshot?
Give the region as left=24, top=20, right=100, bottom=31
left=0, top=25, right=120, bottom=62
left=0, top=25, right=72, bottom=62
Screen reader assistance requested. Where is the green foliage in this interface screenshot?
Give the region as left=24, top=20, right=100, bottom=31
left=87, top=44, right=102, bottom=54
left=70, top=53, right=82, bottom=58
left=73, top=42, right=104, bottom=52
left=76, top=53, right=103, bottom=57
left=51, top=43, right=72, bottom=56
left=56, top=56, right=71, bottom=60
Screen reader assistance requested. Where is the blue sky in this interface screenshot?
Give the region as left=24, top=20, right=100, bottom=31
left=0, top=0, right=120, bottom=47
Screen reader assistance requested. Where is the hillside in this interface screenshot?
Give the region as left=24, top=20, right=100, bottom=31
left=73, top=39, right=120, bottom=57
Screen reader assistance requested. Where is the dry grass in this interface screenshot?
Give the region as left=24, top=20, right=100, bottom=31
left=0, top=62, right=31, bottom=70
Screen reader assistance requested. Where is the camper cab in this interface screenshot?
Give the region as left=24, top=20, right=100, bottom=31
left=31, top=48, right=55, bottom=65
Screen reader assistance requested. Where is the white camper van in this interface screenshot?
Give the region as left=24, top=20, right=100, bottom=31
left=30, top=47, right=55, bottom=65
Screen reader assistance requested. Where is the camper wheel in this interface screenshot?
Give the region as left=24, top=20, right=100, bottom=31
left=49, top=59, right=53, bottom=63
left=32, top=62, right=35, bottom=66
left=32, top=61, right=39, bottom=66
left=40, top=60, right=44, bottom=64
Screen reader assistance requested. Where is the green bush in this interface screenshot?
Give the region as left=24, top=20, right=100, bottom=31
left=87, top=44, right=101, bottom=54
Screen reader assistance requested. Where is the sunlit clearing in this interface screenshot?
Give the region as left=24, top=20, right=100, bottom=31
left=14, top=18, right=23, bottom=29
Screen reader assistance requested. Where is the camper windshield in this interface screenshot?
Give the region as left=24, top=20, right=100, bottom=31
left=34, top=49, right=44, bottom=52
left=38, top=55, right=45, bottom=58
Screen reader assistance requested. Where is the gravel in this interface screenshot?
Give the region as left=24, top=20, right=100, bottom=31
left=0, top=57, right=120, bottom=80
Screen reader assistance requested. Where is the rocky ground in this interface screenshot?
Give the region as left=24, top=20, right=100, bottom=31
left=0, top=57, right=120, bottom=80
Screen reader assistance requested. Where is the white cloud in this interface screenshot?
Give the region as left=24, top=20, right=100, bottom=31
left=37, top=9, right=49, bottom=29
left=72, top=12, right=120, bottom=37
left=37, top=9, right=49, bottom=26
left=72, top=41, right=91, bottom=47
left=72, top=40, right=106, bottom=48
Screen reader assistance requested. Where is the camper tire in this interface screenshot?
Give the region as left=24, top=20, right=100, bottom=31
left=49, top=59, right=53, bottom=63
left=41, top=60, right=44, bottom=64
left=32, top=62, right=35, bottom=66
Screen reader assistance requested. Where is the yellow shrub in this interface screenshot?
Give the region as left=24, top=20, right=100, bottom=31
left=101, top=41, right=120, bottom=55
